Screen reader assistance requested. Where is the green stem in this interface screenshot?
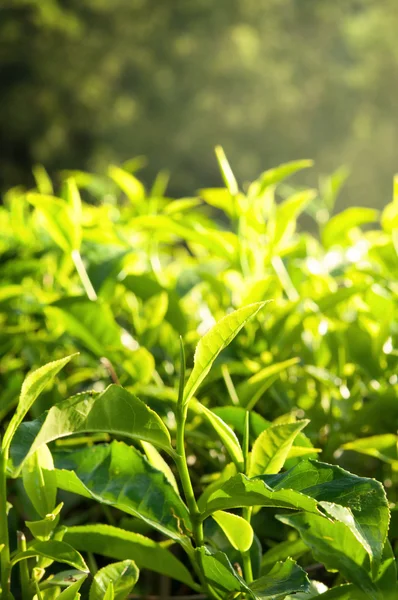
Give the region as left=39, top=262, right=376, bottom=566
left=175, top=404, right=203, bottom=546
left=242, top=551, right=253, bottom=584
left=17, top=531, right=31, bottom=600
left=71, top=249, right=97, bottom=301
left=0, top=449, right=11, bottom=600
left=241, top=411, right=254, bottom=584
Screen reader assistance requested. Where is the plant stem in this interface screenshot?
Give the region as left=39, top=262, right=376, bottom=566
left=241, top=411, right=254, bottom=584
left=71, top=249, right=97, bottom=301
left=175, top=404, right=203, bottom=546
left=17, top=531, right=31, bottom=600
left=242, top=551, right=253, bottom=584
left=0, top=449, right=11, bottom=600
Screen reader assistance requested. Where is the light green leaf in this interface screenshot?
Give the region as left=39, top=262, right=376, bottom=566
left=183, top=302, right=269, bottom=407
left=249, top=420, right=309, bottom=476
left=250, top=159, right=313, bottom=196
left=236, top=358, right=299, bottom=410
left=250, top=558, right=310, bottom=599
left=201, top=473, right=318, bottom=519
left=108, top=164, right=145, bottom=204
left=270, top=189, right=316, bottom=250
left=64, top=524, right=197, bottom=588
left=26, top=502, right=63, bottom=540
left=45, top=297, right=123, bottom=357
left=342, top=434, right=398, bottom=466
left=104, top=583, right=114, bottom=600
left=11, top=540, right=89, bottom=572
left=2, top=354, right=76, bottom=451
left=192, top=400, right=244, bottom=469
left=39, top=570, right=87, bottom=588
left=28, top=194, right=80, bottom=252
left=322, top=207, right=379, bottom=248
left=57, top=576, right=87, bottom=599
left=197, top=462, right=237, bottom=512
left=10, top=384, right=173, bottom=475
left=214, top=146, right=239, bottom=196
left=89, top=560, right=139, bottom=600
left=22, top=444, right=57, bottom=517
left=212, top=510, right=253, bottom=552
left=54, top=441, right=191, bottom=543
left=141, top=441, right=178, bottom=492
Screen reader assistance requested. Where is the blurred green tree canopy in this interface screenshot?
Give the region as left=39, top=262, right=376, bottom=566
left=1, top=0, right=398, bottom=205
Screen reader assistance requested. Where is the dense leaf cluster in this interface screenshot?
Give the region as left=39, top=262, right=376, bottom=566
left=0, top=152, right=397, bottom=598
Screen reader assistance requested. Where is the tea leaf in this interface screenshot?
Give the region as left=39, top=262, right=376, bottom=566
left=11, top=384, right=173, bottom=474
left=212, top=510, right=254, bottom=552
left=249, top=420, right=309, bottom=476
left=89, top=560, right=139, bottom=600
left=236, top=358, right=299, bottom=410
left=265, top=460, right=389, bottom=566
left=250, top=558, right=310, bottom=599
left=2, top=354, right=76, bottom=451
left=183, top=302, right=269, bottom=407
left=54, top=441, right=191, bottom=543
left=201, top=473, right=318, bottom=518
left=22, top=444, right=57, bottom=517
left=64, top=524, right=197, bottom=588
left=193, top=401, right=244, bottom=469
left=277, top=512, right=378, bottom=598
left=11, top=540, right=89, bottom=572
left=195, top=547, right=252, bottom=595
left=57, top=577, right=87, bottom=599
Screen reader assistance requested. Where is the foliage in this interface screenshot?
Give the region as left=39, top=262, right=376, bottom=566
left=0, top=150, right=397, bottom=598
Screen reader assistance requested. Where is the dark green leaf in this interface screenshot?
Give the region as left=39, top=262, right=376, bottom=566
left=54, top=441, right=191, bottom=543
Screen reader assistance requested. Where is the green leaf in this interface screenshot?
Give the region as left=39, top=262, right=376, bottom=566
left=39, top=570, right=87, bottom=588
left=250, top=558, right=310, bottom=599
left=89, top=560, right=139, bottom=600
left=63, top=524, right=197, bottom=588
left=141, top=441, right=178, bottom=492
left=212, top=511, right=253, bottom=552
left=236, top=358, right=299, bottom=410
left=342, top=434, right=398, bottom=466
left=11, top=540, right=89, bottom=572
left=197, top=462, right=237, bottom=512
left=26, top=502, right=63, bottom=540
left=183, top=302, right=269, bottom=407
left=214, top=146, right=239, bottom=196
left=201, top=473, right=318, bottom=519
left=192, top=400, right=244, bottom=469
left=10, top=384, right=173, bottom=474
left=265, top=460, right=389, bottom=566
left=45, top=297, right=123, bottom=357
left=248, top=420, right=309, bottom=476
left=54, top=441, right=191, bottom=543
left=322, top=207, right=379, bottom=248
left=28, top=194, right=81, bottom=252
left=212, top=406, right=270, bottom=439
left=261, top=538, right=309, bottom=571
left=2, top=354, right=76, bottom=451
left=277, top=512, right=378, bottom=599
left=22, top=444, right=57, bottom=517
left=250, top=160, right=313, bottom=196
left=57, top=576, right=87, bottom=599
left=270, top=189, right=316, bottom=250
left=108, top=164, right=145, bottom=204
left=122, top=274, right=186, bottom=333
left=104, top=583, right=114, bottom=600
left=196, top=547, right=252, bottom=595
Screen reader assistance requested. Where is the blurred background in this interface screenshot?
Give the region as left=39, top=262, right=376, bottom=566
left=1, top=0, right=398, bottom=207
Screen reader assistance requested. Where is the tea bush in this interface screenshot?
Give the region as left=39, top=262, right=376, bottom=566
left=0, top=150, right=397, bottom=599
